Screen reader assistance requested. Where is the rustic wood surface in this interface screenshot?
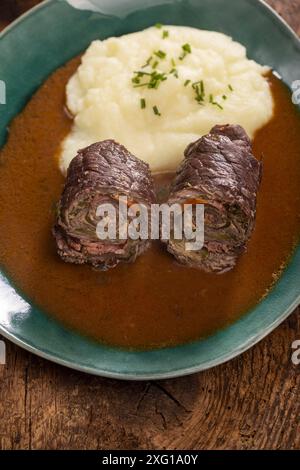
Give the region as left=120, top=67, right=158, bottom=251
left=0, top=0, right=299, bottom=451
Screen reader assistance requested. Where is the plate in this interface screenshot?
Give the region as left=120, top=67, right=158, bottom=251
left=0, top=0, right=299, bottom=379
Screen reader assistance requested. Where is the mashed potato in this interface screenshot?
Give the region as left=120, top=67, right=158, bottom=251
left=60, top=26, right=273, bottom=174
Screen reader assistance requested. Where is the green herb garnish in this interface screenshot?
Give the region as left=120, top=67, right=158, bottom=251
left=132, top=70, right=168, bottom=89
left=142, top=56, right=153, bottom=68
left=140, top=98, right=146, bottom=109
left=162, top=30, right=169, bottom=39
left=152, top=60, right=159, bottom=69
left=170, top=68, right=179, bottom=78
left=155, top=23, right=163, bottom=29
left=228, top=84, right=234, bottom=92
left=184, top=79, right=191, bottom=87
left=171, top=58, right=176, bottom=67
left=183, top=43, right=191, bottom=53
left=132, top=70, right=151, bottom=85
left=222, top=95, right=227, bottom=100
left=192, top=80, right=205, bottom=104
left=132, top=76, right=141, bottom=84
left=149, top=71, right=168, bottom=89
left=153, top=105, right=161, bottom=116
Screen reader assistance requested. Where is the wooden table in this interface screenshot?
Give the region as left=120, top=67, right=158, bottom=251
left=0, top=0, right=299, bottom=451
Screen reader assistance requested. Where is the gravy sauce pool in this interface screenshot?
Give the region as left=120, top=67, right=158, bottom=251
left=0, top=58, right=299, bottom=349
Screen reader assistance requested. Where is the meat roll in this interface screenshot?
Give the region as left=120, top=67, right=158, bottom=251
left=166, top=124, right=262, bottom=273
left=53, top=140, right=155, bottom=270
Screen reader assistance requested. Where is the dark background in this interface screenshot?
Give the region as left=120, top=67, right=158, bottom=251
left=0, top=0, right=299, bottom=451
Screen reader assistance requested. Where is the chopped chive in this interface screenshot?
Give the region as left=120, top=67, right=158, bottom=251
left=154, top=50, right=167, bottom=59
left=184, top=79, right=191, bottom=87
left=153, top=105, right=161, bottom=116
left=192, top=80, right=205, bottom=104
left=152, top=60, right=159, bottom=69
left=182, top=43, right=192, bottom=53
left=169, top=68, right=179, bottom=78
left=171, top=58, right=176, bottom=67
left=222, top=95, right=227, bottom=100
left=133, top=71, right=152, bottom=76
left=162, top=30, right=169, bottom=39
left=155, top=23, right=163, bottom=29
left=228, top=84, right=234, bottom=91
left=133, top=83, right=149, bottom=88
left=200, top=80, right=204, bottom=95
left=209, top=94, right=223, bottom=110
left=142, top=56, right=153, bottom=68
left=140, top=98, right=146, bottom=109
left=132, top=70, right=168, bottom=89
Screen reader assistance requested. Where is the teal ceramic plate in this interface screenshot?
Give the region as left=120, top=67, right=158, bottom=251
left=0, top=0, right=299, bottom=379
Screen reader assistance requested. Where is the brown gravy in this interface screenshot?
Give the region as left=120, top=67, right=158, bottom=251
left=0, top=58, right=299, bottom=349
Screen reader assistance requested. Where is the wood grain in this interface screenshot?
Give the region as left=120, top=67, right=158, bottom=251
left=0, top=0, right=299, bottom=450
